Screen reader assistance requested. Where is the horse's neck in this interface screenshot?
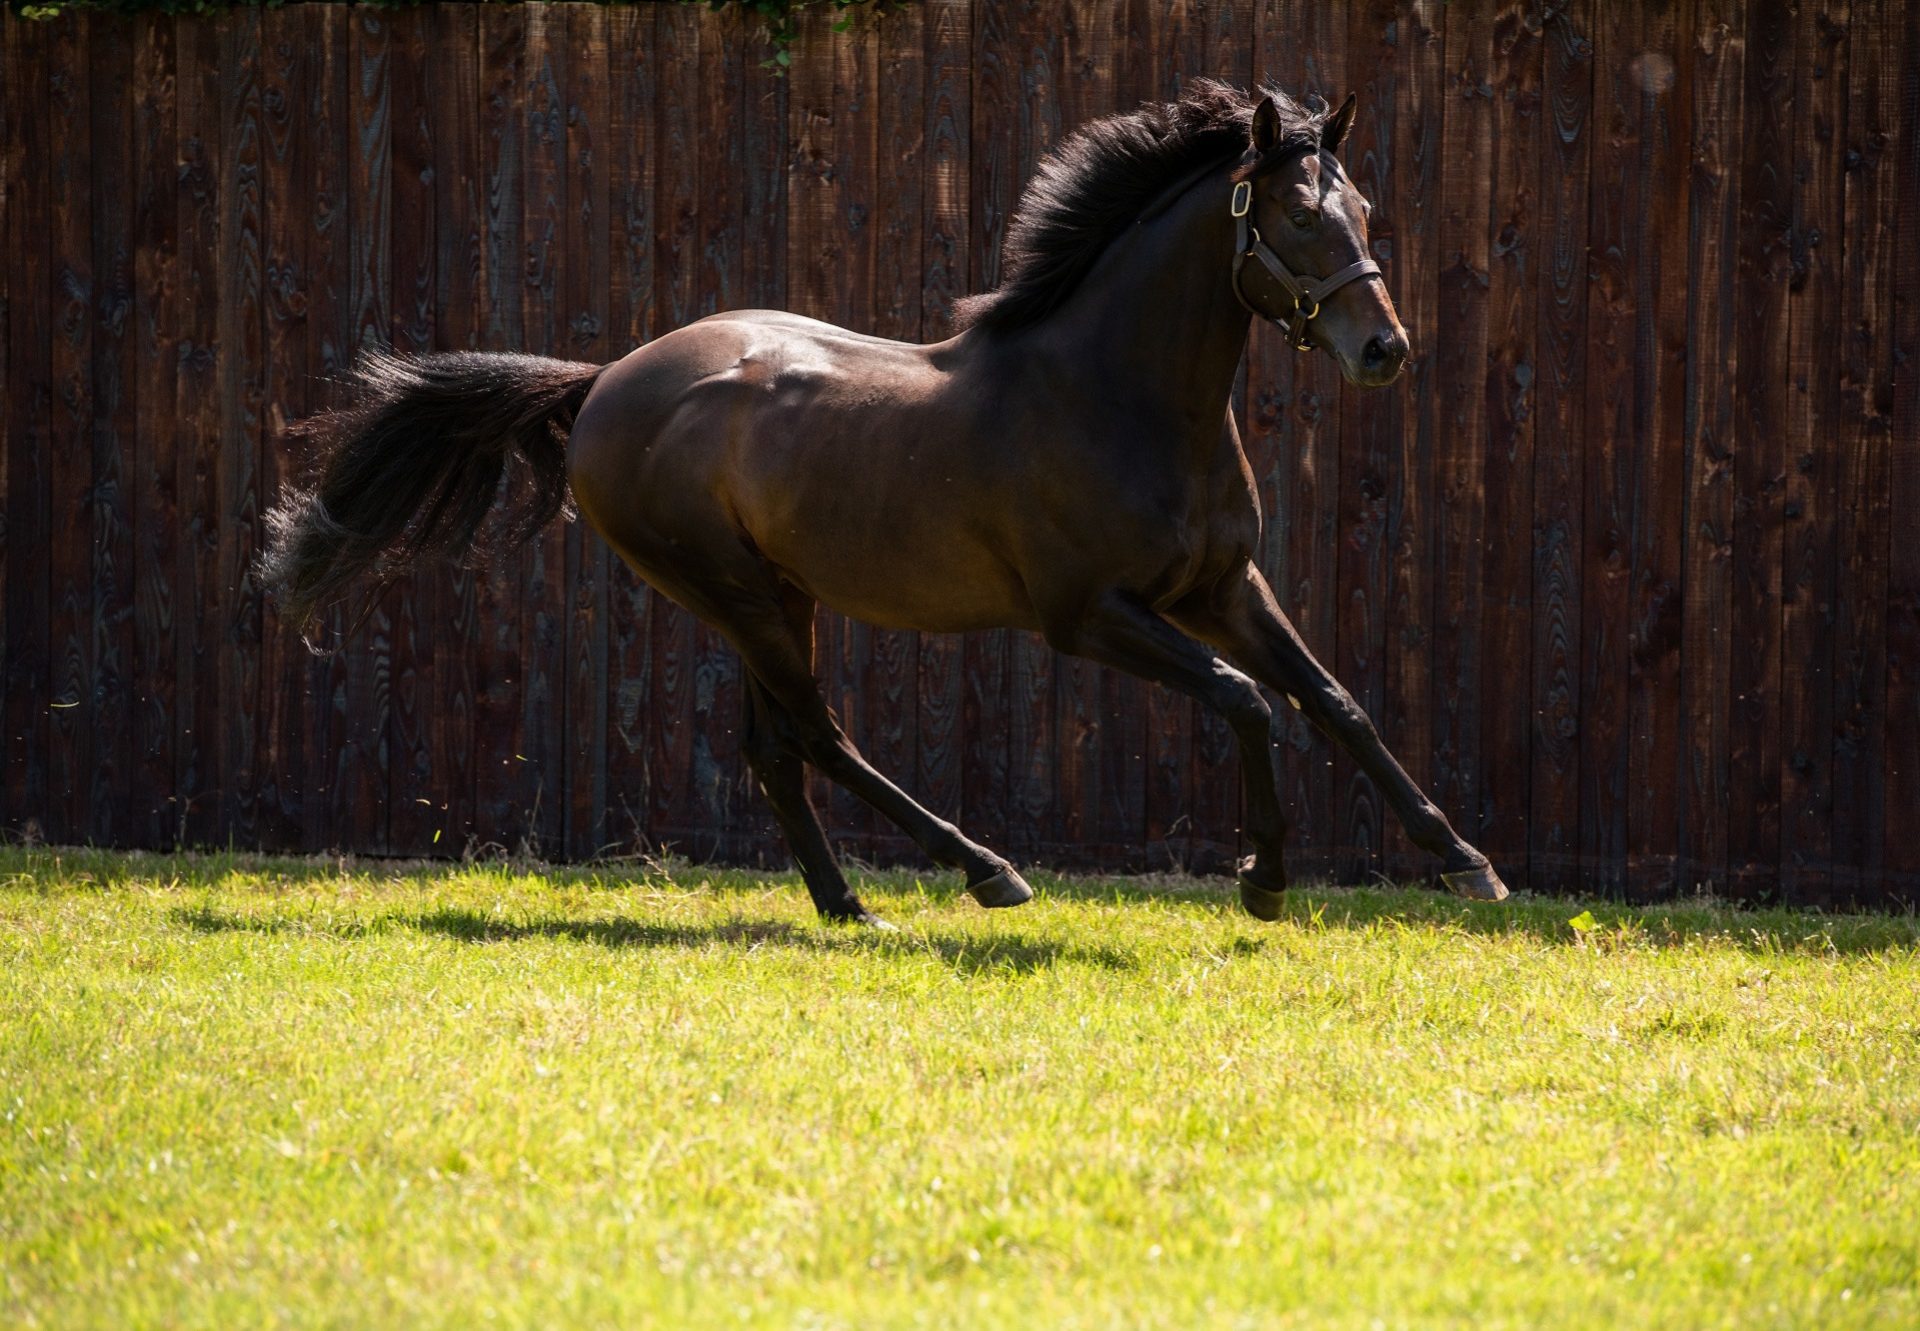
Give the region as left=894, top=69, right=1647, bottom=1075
left=1043, top=172, right=1253, bottom=436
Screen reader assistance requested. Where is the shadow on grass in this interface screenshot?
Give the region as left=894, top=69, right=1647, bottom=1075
left=170, top=904, right=1138, bottom=976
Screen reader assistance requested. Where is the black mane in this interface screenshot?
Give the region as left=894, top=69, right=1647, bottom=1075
left=953, top=79, right=1326, bottom=334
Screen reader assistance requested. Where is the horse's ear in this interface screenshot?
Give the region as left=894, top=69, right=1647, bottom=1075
left=1322, top=92, right=1358, bottom=153
left=1250, top=96, right=1282, bottom=155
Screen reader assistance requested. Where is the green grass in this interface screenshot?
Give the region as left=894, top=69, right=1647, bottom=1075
left=2, top=846, right=1918, bottom=1329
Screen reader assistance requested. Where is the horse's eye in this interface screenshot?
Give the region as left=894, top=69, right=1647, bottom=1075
left=1290, top=210, right=1315, bottom=230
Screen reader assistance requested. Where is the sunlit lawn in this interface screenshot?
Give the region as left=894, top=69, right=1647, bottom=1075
left=2, top=845, right=1917, bottom=1328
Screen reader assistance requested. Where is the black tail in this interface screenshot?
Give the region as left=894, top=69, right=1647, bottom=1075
left=259, top=349, right=606, bottom=644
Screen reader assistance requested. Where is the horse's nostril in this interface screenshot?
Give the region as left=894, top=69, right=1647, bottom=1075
left=1363, top=337, right=1389, bottom=368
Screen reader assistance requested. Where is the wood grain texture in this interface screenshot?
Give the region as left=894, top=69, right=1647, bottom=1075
left=1831, top=0, right=1893, bottom=903
left=0, top=4, right=1912, bottom=906
left=1478, top=0, right=1542, bottom=885
left=385, top=5, right=439, bottom=857
left=1728, top=0, right=1795, bottom=899
left=1529, top=0, right=1592, bottom=894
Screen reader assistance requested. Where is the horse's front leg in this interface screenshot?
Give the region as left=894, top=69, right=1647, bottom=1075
left=1044, top=591, right=1295, bottom=918
left=1172, top=564, right=1510, bottom=902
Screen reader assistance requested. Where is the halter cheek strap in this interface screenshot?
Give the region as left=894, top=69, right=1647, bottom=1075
left=1229, top=179, right=1382, bottom=351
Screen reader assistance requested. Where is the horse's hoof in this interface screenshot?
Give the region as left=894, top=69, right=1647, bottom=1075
left=1237, top=858, right=1288, bottom=922
left=968, top=866, right=1034, bottom=909
left=859, top=914, right=900, bottom=932
left=1441, top=861, right=1510, bottom=901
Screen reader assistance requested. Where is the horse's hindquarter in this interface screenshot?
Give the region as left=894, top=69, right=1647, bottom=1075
left=568, top=312, right=1038, bottom=634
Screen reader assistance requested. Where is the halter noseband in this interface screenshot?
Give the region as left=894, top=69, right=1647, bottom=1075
left=1228, top=177, right=1382, bottom=351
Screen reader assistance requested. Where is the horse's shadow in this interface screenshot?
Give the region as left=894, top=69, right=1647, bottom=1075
left=171, top=903, right=1139, bottom=976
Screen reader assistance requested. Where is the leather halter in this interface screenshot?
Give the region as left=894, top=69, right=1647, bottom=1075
left=1229, top=178, right=1382, bottom=351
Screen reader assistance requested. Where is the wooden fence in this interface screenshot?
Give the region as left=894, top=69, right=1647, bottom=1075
left=1, top=0, right=1914, bottom=905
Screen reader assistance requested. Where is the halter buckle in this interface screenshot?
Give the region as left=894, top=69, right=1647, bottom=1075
left=1229, top=180, right=1252, bottom=218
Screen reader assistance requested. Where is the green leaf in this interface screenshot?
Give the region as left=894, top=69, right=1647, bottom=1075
left=1568, top=910, right=1598, bottom=934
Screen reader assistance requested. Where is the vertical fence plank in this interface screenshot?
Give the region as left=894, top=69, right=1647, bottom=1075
left=1436, top=7, right=1489, bottom=883
left=385, top=5, right=439, bottom=856
left=870, top=2, right=927, bottom=863
left=649, top=2, right=698, bottom=858
left=474, top=2, right=525, bottom=851
left=89, top=21, right=137, bottom=846
left=1530, top=1, right=1592, bottom=894
left=1680, top=0, right=1744, bottom=895
left=1396, top=0, right=1450, bottom=884
left=1478, top=1, right=1542, bottom=886
left=1883, top=0, right=1920, bottom=903
left=1578, top=1, right=1636, bottom=899
left=305, top=5, right=351, bottom=852
left=1630, top=4, right=1693, bottom=902
left=130, top=16, right=179, bottom=847
left=606, top=1, right=658, bottom=857
left=258, top=5, right=307, bottom=851
left=964, top=0, right=1015, bottom=858
left=691, top=6, right=750, bottom=860
left=1779, top=0, right=1849, bottom=905
left=1832, top=0, right=1893, bottom=903
left=1052, top=0, right=1118, bottom=865
left=4, top=20, right=51, bottom=842
left=1728, top=0, right=1795, bottom=899
left=519, top=4, right=565, bottom=858
left=176, top=17, right=224, bottom=847
left=1252, top=0, right=1346, bottom=883
left=48, top=14, right=94, bottom=845
left=917, top=0, right=971, bottom=845
left=217, top=10, right=265, bottom=849
left=564, top=3, right=611, bottom=860
left=430, top=2, right=482, bottom=857
left=1333, top=0, right=1405, bottom=882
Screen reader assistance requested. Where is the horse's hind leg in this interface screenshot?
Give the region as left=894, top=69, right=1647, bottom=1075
left=740, top=672, right=881, bottom=925
left=725, top=587, right=1032, bottom=911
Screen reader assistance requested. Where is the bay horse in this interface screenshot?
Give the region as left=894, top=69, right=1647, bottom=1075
left=261, top=80, right=1511, bottom=926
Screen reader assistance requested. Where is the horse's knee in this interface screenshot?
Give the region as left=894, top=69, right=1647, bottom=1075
left=1215, top=670, right=1273, bottom=743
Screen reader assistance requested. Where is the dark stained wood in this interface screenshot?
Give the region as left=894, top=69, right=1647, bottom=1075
left=1333, top=0, right=1403, bottom=883
left=1679, top=0, right=1744, bottom=896
left=1728, top=0, right=1795, bottom=899
left=4, top=20, right=52, bottom=840
left=1478, top=0, right=1542, bottom=886
left=175, top=17, right=224, bottom=847
left=1883, top=0, right=1920, bottom=902
left=47, top=14, right=94, bottom=845
left=129, top=15, right=180, bottom=848
left=1623, top=4, right=1692, bottom=902
left=1832, top=0, right=1894, bottom=902
left=648, top=2, right=699, bottom=859
left=869, top=2, right=926, bottom=861
left=604, top=1, right=658, bottom=857
left=1389, top=0, right=1446, bottom=884
left=963, top=0, right=1015, bottom=856
left=0, top=4, right=1913, bottom=907
left=1252, top=0, right=1346, bottom=885
left=429, top=2, right=481, bottom=857
left=916, top=0, right=971, bottom=840
left=1577, top=0, right=1636, bottom=899
left=518, top=4, right=566, bottom=858
left=88, top=22, right=137, bottom=845
left=258, top=6, right=311, bottom=852
left=1436, top=5, right=1489, bottom=887
left=563, top=3, right=611, bottom=860
left=473, top=2, right=525, bottom=850
left=217, top=11, right=265, bottom=847
left=691, top=5, right=751, bottom=860
left=336, top=10, right=393, bottom=855
left=304, top=5, right=352, bottom=853
left=385, top=5, right=439, bottom=857
left=1529, top=0, right=1592, bottom=894
left=1778, top=0, right=1849, bottom=906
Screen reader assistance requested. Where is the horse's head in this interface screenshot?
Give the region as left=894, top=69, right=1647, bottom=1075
left=1236, top=93, right=1409, bottom=388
